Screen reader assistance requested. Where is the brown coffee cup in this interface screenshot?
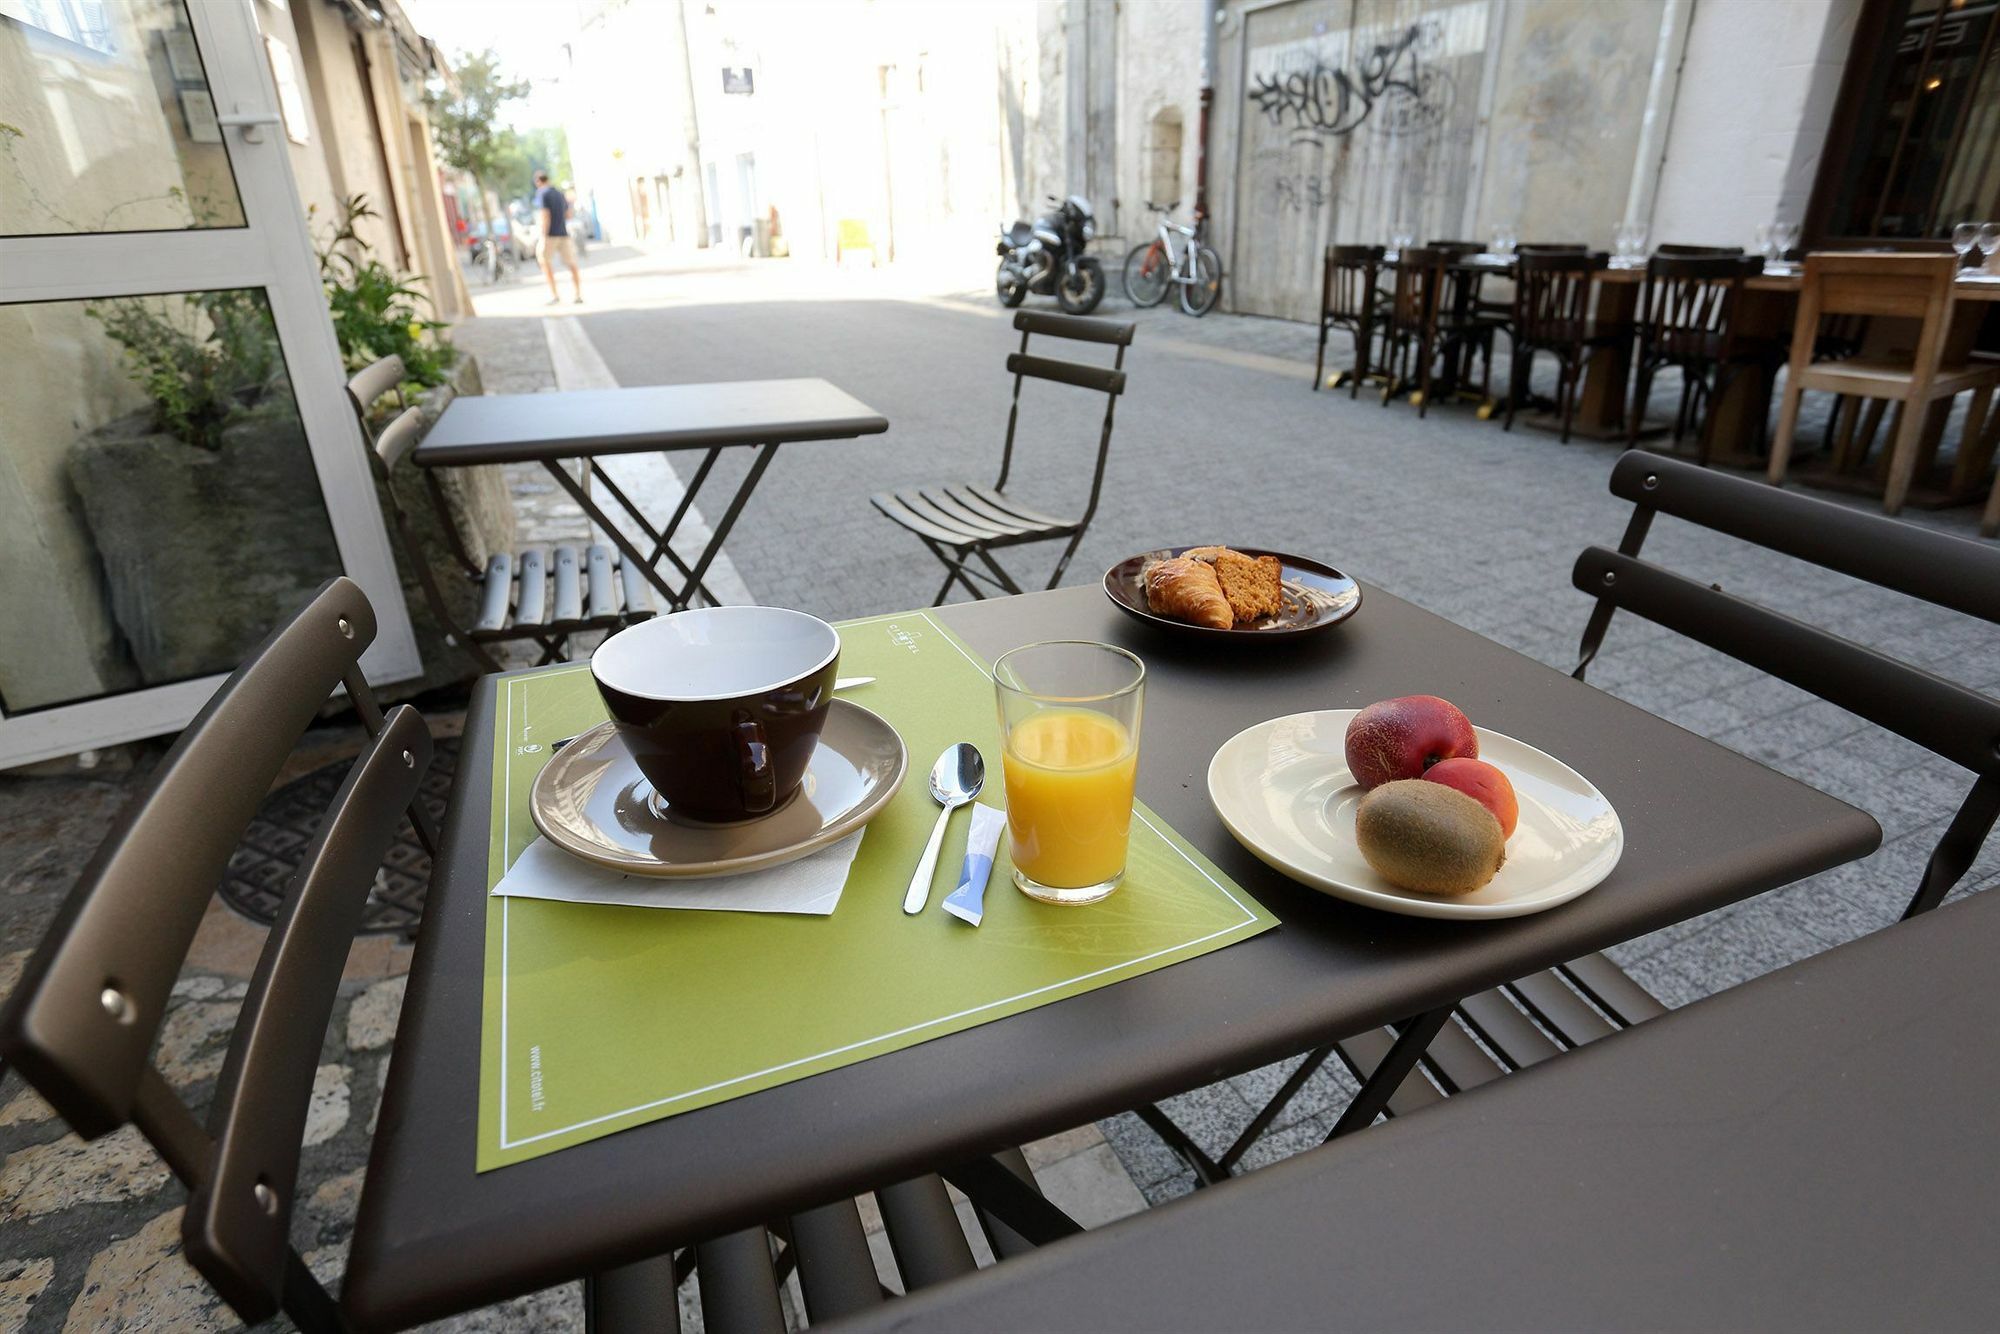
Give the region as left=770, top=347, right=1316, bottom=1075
left=590, top=607, right=840, bottom=822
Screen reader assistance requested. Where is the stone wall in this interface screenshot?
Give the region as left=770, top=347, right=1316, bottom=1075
left=1648, top=0, right=1861, bottom=249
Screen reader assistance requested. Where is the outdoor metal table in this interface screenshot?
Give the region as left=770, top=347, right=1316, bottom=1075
left=413, top=378, right=888, bottom=610
left=344, top=583, right=1879, bottom=1329
left=832, top=884, right=2000, bottom=1333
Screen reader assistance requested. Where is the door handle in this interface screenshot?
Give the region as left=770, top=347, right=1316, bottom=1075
left=218, top=108, right=282, bottom=143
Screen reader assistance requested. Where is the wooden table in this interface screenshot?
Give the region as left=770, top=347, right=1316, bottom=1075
left=414, top=378, right=887, bottom=610
left=1386, top=255, right=2000, bottom=451
left=837, top=885, right=2000, bottom=1333
left=343, top=584, right=1878, bottom=1329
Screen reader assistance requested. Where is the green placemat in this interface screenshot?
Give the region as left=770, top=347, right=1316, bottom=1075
left=475, top=609, right=1278, bottom=1170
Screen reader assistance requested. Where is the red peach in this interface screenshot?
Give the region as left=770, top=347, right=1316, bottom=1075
left=1344, top=695, right=1478, bottom=790
left=1423, top=756, right=1518, bottom=838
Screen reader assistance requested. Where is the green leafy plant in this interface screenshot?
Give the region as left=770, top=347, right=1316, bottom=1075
left=87, top=290, right=286, bottom=451
left=314, top=194, right=456, bottom=393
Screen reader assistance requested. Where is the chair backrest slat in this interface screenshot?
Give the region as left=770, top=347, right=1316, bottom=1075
left=1573, top=548, right=2000, bottom=779
left=185, top=704, right=432, bottom=1323
left=1322, top=245, right=1383, bottom=322
left=0, top=578, right=378, bottom=1137
left=1010, top=310, right=1135, bottom=346
left=374, top=405, right=426, bottom=473
left=1006, top=351, right=1126, bottom=396
left=345, top=355, right=405, bottom=417
left=1514, top=250, right=1605, bottom=341
left=1607, top=453, right=2000, bottom=621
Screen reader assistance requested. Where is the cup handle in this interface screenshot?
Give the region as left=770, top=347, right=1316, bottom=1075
left=733, top=714, right=776, bottom=814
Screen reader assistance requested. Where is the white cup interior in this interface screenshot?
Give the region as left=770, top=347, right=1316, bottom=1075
left=591, top=607, right=839, bottom=701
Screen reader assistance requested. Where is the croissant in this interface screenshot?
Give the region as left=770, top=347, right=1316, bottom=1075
left=1145, top=556, right=1232, bottom=629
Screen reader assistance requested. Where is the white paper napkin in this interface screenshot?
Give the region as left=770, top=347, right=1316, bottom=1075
left=491, top=834, right=863, bottom=915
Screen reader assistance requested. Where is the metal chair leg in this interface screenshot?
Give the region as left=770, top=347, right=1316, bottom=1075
left=585, top=1255, right=681, bottom=1334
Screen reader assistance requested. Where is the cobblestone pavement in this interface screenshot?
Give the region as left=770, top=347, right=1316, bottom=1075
left=3, top=254, right=1995, bottom=1328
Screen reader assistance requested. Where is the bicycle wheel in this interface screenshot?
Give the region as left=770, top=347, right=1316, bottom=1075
left=1180, top=245, right=1222, bottom=316
left=1122, top=241, right=1170, bottom=307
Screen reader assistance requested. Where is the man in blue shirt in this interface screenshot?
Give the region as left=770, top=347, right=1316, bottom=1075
left=534, top=171, right=581, bottom=305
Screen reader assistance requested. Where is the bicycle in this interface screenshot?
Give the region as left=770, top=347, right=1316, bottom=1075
left=1121, top=201, right=1222, bottom=316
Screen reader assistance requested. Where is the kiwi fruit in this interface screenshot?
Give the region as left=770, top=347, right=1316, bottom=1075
left=1354, top=780, right=1506, bottom=895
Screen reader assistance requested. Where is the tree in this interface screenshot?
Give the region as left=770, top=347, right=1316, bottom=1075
left=427, top=49, right=529, bottom=231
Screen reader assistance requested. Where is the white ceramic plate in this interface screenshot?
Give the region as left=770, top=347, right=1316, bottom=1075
left=1208, top=709, right=1623, bottom=920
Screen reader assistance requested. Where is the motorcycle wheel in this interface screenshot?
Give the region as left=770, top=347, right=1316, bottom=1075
left=995, top=260, right=1028, bottom=308
left=1122, top=242, right=1170, bottom=307
left=1180, top=245, right=1222, bottom=316
left=1056, top=260, right=1106, bottom=315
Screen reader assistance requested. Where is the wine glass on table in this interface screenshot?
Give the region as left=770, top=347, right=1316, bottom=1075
left=1973, top=222, right=1998, bottom=273
left=1952, top=222, right=1981, bottom=267
left=1771, top=221, right=1798, bottom=264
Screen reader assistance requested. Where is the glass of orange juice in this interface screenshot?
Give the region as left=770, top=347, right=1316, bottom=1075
left=993, top=641, right=1144, bottom=905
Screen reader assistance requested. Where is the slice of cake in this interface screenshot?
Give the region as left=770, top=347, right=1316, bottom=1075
left=1210, top=548, right=1284, bottom=623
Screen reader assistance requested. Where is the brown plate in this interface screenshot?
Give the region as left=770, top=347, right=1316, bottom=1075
left=1103, top=547, right=1362, bottom=638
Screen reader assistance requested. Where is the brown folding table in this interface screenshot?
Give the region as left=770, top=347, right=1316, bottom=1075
left=344, top=583, right=1879, bottom=1329
left=832, top=883, right=2000, bottom=1332
left=412, top=378, right=888, bottom=611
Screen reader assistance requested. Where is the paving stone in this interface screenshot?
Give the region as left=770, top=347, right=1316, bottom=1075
left=153, top=999, right=241, bottom=1088
left=0, top=1085, right=52, bottom=1127
left=418, top=1280, right=585, bottom=1333
left=2, top=1125, right=171, bottom=1221
left=0, top=1257, right=55, bottom=1330
left=369, top=1053, right=391, bottom=1136
left=309, top=1166, right=366, bottom=1233
left=1031, top=1142, right=1150, bottom=1228
left=303, top=1064, right=351, bottom=1147
left=1020, top=1122, right=1105, bottom=1169
left=0, top=948, right=27, bottom=1002
left=346, top=974, right=408, bottom=1052
left=61, top=1208, right=232, bottom=1333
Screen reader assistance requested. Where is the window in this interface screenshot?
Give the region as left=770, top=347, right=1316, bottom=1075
left=1811, top=0, right=2000, bottom=243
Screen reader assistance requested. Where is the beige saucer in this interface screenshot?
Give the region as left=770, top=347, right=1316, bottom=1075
left=531, top=700, right=907, bottom=879
left=1207, top=709, right=1623, bottom=920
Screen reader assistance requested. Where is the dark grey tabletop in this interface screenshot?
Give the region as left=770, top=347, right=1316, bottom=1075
left=344, top=584, right=1879, bottom=1329
left=835, top=886, right=2000, bottom=1333
left=411, top=377, right=889, bottom=466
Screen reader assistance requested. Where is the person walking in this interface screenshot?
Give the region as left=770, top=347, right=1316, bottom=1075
left=534, top=171, right=582, bottom=305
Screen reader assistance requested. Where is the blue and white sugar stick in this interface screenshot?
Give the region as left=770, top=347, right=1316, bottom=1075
left=942, top=803, right=1007, bottom=926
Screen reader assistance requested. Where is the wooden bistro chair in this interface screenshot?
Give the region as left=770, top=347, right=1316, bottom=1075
left=1378, top=246, right=1489, bottom=416
left=1313, top=244, right=1385, bottom=397
left=1503, top=249, right=1619, bottom=442
left=1629, top=252, right=1777, bottom=459
left=0, top=578, right=1050, bottom=1332
left=345, top=356, right=657, bottom=671
left=1133, top=450, right=2000, bottom=1189
left=1766, top=253, right=2000, bottom=514
left=872, top=311, right=1133, bottom=605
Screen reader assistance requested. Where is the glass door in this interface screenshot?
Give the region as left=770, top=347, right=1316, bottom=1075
left=0, top=0, right=418, bottom=767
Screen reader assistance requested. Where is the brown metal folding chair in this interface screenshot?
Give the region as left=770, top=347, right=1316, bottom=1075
left=871, top=312, right=1134, bottom=606
left=346, top=356, right=657, bottom=671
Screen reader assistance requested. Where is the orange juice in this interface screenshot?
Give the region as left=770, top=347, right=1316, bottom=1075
left=1001, top=708, right=1138, bottom=889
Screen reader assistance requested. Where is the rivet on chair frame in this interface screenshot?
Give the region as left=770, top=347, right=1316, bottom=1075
left=1602, top=571, right=1618, bottom=587
left=337, top=617, right=355, bottom=639
left=254, top=1180, right=280, bottom=1217
left=401, top=749, right=415, bottom=768
left=1643, top=474, right=1659, bottom=490
left=99, top=986, right=134, bottom=1024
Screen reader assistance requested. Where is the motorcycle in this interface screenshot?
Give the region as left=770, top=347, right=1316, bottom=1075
left=995, top=195, right=1106, bottom=315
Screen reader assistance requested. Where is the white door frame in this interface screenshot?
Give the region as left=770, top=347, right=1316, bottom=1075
left=0, top=0, right=419, bottom=768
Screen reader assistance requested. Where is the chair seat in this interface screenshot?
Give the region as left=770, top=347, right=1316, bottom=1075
left=470, top=544, right=657, bottom=635
left=1793, top=355, right=2000, bottom=400
left=1333, top=953, right=1664, bottom=1112
left=871, top=485, right=1079, bottom=550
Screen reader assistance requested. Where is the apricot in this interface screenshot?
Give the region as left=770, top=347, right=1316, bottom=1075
left=1423, top=757, right=1518, bottom=838
left=1354, top=780, right=1506, bottom=896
